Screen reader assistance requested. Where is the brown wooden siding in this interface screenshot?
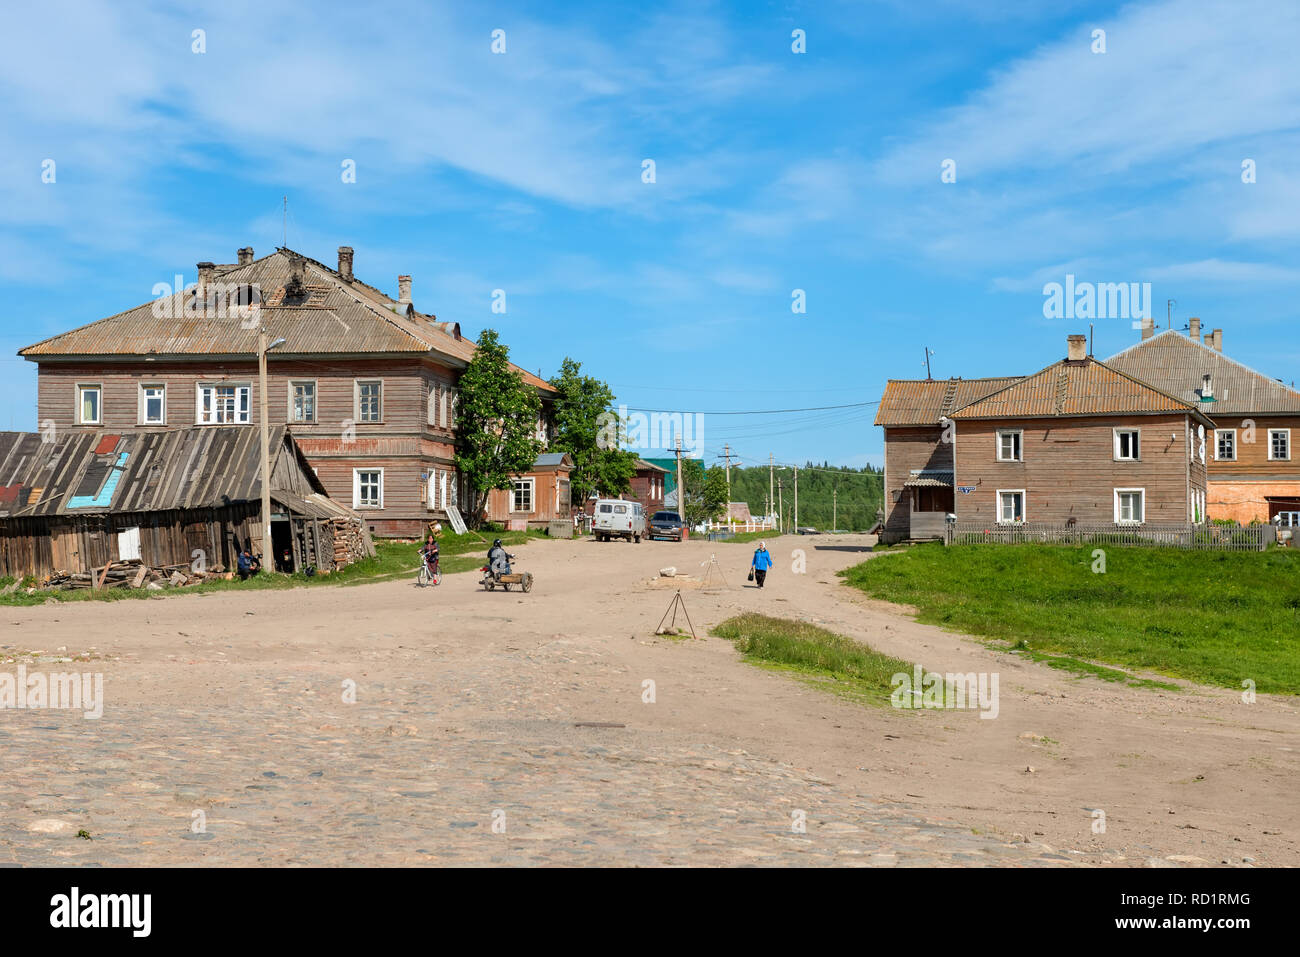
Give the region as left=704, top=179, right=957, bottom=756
left=34, top=357, right=468, bottom=536
left=953, top=414, right=1204, bottom=524
left=881, top=425, right=951, bottom=539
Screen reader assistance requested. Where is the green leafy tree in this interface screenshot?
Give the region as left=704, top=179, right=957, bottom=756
left=680, top=459, right=729, bottom=525
left=548, top=357, right=636, bottom=505
left=454, top=329, right=543, bottom=529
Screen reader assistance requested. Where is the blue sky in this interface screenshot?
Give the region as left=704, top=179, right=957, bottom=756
left=3, top=0, right=1299, bottom=471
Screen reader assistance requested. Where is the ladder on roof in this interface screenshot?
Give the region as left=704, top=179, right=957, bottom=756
left=940, top=378, right=959, bottom=417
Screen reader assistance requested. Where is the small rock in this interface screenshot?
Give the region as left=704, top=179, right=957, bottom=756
left=28, top=819, right=69, bottom=833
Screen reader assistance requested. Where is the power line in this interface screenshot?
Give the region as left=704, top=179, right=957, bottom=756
left=619, top=400, right=879, bottom=416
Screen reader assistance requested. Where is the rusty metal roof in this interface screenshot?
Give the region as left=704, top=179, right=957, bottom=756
left=18, top=248, right=553, bottom=392
left=0, top=426, right=341, bottom=518
left=903, top=470, right=954, bottom=488
left=1105, top=329, right=1300, bottom=415
left=875, top=377, right=1023, bottom=426
left=949, top=356, right=1214, bottom=426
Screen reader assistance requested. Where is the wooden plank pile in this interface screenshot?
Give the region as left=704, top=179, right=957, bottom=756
left=41, top=559, right=232, bottom=591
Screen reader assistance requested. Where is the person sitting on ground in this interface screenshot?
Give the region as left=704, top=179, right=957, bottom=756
left=237, top=548, right=260, bottom=581
left=751, top=541, right=773, bottom=589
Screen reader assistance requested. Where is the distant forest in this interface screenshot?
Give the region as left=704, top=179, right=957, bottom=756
left=725, top=461, right=883, bottom=531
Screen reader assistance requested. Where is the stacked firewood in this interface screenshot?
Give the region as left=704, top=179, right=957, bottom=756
left=43, top=559, right=233, bottom=590
left=329, top=517, right=370, bottom=569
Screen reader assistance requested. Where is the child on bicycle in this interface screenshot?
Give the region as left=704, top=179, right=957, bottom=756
left=419, top=533, right=440, bottom=575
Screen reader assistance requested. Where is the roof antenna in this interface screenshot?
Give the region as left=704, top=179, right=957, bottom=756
left=1167, top=298, right=1175, bottom=330
left=1089, top=322, right=1094, bottom=356
left=282, top=196, right=287, bottom=248
left=923, top=346, right=936, bottom=380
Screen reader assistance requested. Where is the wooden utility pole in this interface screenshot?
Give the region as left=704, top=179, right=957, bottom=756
left=769, top=453, right=775, bottom=530
left=721, top=443, right=733, bottom=511
left=777, top=477, right=784, bottom=534
left=833, top=485, right=837, bottom=532
left=793, top=465, right=799, bottom=532
left=674, top=433, right=684, bottom=524
left=258, top=326, right=272, bottom=561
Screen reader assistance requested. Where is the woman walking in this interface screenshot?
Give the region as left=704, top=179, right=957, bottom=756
left=751, top=541, right=773, bottom=588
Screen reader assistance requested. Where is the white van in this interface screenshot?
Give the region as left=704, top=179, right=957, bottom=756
left=592, top=498, right=644, bottom=543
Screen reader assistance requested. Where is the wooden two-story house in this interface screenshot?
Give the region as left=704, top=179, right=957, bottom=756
left=874, top=375, right=1021, bottom=542
left=1106, top=321, right=1300, bottom=525
left=949, top=336, right=1214, bottom=527
left=18, top=246, right=557, bottom=537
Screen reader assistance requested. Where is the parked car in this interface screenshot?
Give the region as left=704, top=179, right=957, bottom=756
left=646, top=510, right=686, bottom=541
left=592, top=498, right=644, bottom=542
left=796, top=526, right=820, bottom=535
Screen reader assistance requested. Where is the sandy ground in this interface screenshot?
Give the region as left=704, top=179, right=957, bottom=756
left=2, top=533, right=1296, bottom=866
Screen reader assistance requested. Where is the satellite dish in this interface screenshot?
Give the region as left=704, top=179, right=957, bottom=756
left=1197, top=424, right=1206, bottom=440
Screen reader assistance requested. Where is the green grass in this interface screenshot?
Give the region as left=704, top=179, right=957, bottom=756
left=711, top=612, right=921, bottom=705
left=840, top=545, right=1300, bottom=693
left=0, top=528, right=547, bottom=606
left=714, top=529, right=783, bottom=545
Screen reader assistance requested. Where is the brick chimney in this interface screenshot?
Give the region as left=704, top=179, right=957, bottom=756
left=1140, top=316, right=1154, bottom=340
left=338, top=246, right=354, bottom=282
left=1067, top=334, right=1087, bottom=361
left=285, top=254, right=307, bottom=297
left=1189, top=316, right=1201, bottom=340
left=196, top=261, right=215, bottom=296
left=398, top=275, right=412, bottom=306
left=1211, top=328, right=1222, bottom=352
left=237, top=247, right=254, bottom=265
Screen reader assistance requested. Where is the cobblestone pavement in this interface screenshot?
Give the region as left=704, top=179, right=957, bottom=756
left=2, top=534, right=1287, bottom=866
left=1, top=670, right=1080, bottom=867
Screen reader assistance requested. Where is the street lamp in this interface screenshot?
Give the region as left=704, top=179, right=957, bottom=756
left=259, top=328, right=287, bottom=562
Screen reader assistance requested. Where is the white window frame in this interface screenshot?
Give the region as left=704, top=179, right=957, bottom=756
left=1113, top=428, right=1140, bottom=461
left=137, top=383, right=166, bottom=425
left=1114, top=487, right=1145, bottom=525
left=76, top=383, right=102, bottom=425
left=995, top=429, right=1023, bottom=463
left=511, top=477, right=535, bottom=513
left=1268, top=428, right=1291, bottom=461
left=353, top=468, right=383, bottom=509
left=1215, top=428, right=1236, bottom=462
left=196, top=382, right=251, bottom=425
left=996, top=488, right=1025, bottom=524
left=289, top=380, right=317, bottom=424
left=355, top=379, right=383, bottom=424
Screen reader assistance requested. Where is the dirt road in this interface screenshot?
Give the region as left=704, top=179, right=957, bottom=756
left=2, top=534, right=1294, bottom=866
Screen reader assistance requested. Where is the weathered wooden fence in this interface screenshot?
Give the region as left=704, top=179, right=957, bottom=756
left=946, top=522, right=1276, bottom=552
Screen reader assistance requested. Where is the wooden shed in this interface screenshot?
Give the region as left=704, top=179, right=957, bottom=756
left=0, top=427, right=374, bottom=580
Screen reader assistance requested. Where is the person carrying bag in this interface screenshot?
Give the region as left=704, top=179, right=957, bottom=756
left=750, top=542, right=773, bottom=588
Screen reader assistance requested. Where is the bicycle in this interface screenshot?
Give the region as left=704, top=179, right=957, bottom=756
left=417, top=553, right=441, bottom=587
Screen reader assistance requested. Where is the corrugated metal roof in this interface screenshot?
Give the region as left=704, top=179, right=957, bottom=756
left=1105, top=330, right=1300, bottom=415
left=533, top=452, right=572, bottom=468
left=875, top=377, right=1023, bottom=426
left=950, top=356, right=1214, bottom=424
left=18, top=248, right=554, bottom=392
left=0, top=426, right=337, bottom=518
